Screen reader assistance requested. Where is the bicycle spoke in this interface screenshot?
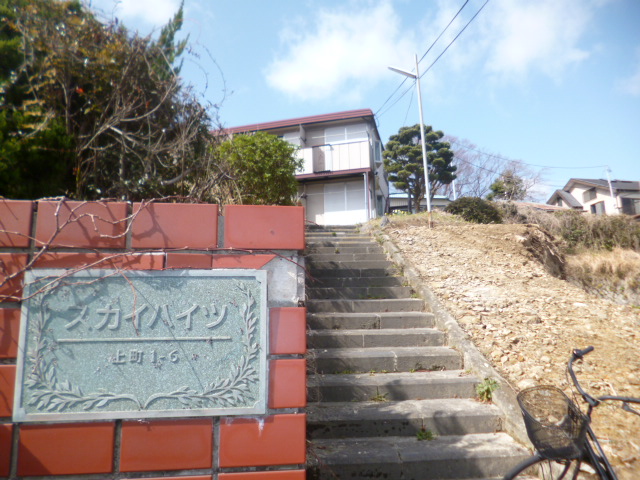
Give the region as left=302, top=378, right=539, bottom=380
left=505, top=457, right=595, bottom=479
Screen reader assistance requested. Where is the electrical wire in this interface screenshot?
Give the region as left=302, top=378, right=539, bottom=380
left=375, top=0, right=471, bottom=118
left=449, top=140, right=609, bottom=170
left=419, top=0, right=489, bottom=81
left=418, top=0, right=470, bottom=65
left=402, top=88, right=415, bottom=126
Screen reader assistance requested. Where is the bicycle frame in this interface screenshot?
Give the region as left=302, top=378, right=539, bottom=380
left=504, top=347, right=640, bottom=480
left=580, top=421, right=617, bottom=480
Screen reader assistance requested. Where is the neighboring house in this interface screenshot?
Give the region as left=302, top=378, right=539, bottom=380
left=547, top=178, right=640, bottom=216
left=226, top=109, right=388, bottom=226
left=388, top=193, right=451, bottom=213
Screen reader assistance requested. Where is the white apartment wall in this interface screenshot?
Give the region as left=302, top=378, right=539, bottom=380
left=287, top=117, right=387, bottom=223
left=299, top=179, right=368, bottom=226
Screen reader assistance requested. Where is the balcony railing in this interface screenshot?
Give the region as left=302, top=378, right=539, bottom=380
left=297, top=140, right=372, bottom=175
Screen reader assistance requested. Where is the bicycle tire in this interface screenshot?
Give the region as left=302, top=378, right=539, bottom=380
left=503, top=454, right=596, bottom=479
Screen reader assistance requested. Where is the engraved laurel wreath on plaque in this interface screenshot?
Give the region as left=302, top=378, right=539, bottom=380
left=14, top=269, right=268, bottom=422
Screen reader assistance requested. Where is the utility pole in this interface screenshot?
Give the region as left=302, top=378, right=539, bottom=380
left=389, top=54, right=432, bottom=226
left=605, top=167, right=619, bottom=213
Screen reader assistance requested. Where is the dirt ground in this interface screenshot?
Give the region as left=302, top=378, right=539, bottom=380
left=383, top=221, right=640, bottom=479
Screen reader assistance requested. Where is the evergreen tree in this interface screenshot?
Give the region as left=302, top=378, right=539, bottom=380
left=383, top=124, right=456, bottom=212
left=487, top=169, right=527, bottom=201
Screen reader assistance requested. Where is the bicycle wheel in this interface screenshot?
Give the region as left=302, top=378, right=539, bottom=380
left=503, top=454, right=595, bottom=479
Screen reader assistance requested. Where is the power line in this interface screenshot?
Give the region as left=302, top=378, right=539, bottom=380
left=402, top=88, right=415, bottom=126
left=418, top=0, right=470, bottom=65
left=375, top=0, right=471, bottom=118
left=449, top=140, right=609, bottom=170
left=419, top=0, right=489, bottom=81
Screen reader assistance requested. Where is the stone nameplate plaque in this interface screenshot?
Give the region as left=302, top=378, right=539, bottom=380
left=14, top=269, right=267, bottom=422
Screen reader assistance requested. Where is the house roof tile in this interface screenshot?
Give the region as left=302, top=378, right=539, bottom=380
left=564, top=178, right=640, bottom=192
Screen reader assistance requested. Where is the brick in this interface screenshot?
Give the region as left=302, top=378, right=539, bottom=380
left=165, top=252, right=212, bottom=269
left=0, top=308, right=20, bottom=358
left=0, top=253, right=27, bottom=302
left=35, top=200, right=128, bottom=248
left=34, top=252, right=164, bottom=270
left=0, top=365, right=15, bottom=417
left=0, top=200, right=33, bottom=247
left=211, top=254, right=276, bottom=269
left=269, top=308, right=306, bottom=355
left=0, top=424, right=12, bottom=477
left=219, top=414, right=306, bottom=467
left=120, top=418, right=213, bottom=472
left=131, top=202, right=218, bottom=249
left=223, top=206, right=304, bottom=250
left=219, top=471, right=305, bottom=480
left=18, top=423, right=115, bottom=475
left=269, top=359, right=306, bottom=409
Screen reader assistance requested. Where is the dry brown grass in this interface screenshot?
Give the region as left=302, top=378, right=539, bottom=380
left=498, top=203, right=640, bottom=252
left=384, top=203, right=640, bottom=306
left=566, top=248, right=640, bottom=305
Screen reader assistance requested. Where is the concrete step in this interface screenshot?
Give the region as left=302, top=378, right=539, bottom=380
left=309, top=267, right=398, bottom=278
left=308, top=260, right=394, bottom=270
left=307, top=298, right=424, bottom=314
left=305, top=245, right=384, bottom=255
left=307, top=286, right=413, bottom=300
left=306, top=253, right=389, bottom=263
left=308, top=328, right=444, bottom=349
left=306, top=233, right=371, bottom=241
left=307, top=398, right=504, bottom=439
left=307, top=433, right=531, bottom=480
left=308, top=346, right=461, bottom=374
left=308, top=370, right=477, bottom=402
left=305, top=241, right=381, bottom=250
left=306, top=225, right=358, bottom=231
left=307, top=312, right=436, bottom=330
left=307, top=276, right=405, bottom=288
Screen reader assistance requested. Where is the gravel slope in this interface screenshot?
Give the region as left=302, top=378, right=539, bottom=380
left=384, top=221, right=640, bottom=479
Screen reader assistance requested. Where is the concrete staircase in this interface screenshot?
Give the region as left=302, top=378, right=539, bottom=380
left=305, top=225, right=529, bottom=480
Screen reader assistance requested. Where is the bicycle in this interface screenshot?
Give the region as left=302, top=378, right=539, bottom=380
left=503, top=346, right=640, bottom=479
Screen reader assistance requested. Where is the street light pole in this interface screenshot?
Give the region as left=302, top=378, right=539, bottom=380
left=388, top=54, right=432, bottom=223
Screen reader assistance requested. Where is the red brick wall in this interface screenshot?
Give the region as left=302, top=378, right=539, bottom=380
left=0, top=199, right=306, bottom=479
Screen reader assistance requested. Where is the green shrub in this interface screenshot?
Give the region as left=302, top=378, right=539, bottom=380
left=444, top=197, right=502, bottom=224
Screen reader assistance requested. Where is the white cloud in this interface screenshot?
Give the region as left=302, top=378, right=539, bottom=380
left=618, top=47, right=640, bottom=97
left=479, top=0, right=597, bottom=82
left=90, top=0, right=181, bottom=28
left=265, top=1, right=416, bottom=102
left=265, top=0, right=609, bottom=101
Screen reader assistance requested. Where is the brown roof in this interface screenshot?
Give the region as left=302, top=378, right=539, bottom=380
left=225, top=109, right=376, bottom=134
left=518, top=201, right=571, bottom=212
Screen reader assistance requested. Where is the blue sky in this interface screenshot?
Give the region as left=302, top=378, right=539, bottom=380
left=90, top=0, right=639, bottom=202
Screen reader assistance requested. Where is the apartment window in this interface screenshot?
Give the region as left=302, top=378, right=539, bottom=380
left=373, top=140, right=382, bottom=165
left=583, top=188, right=597, bottom=202
left=621, top=197, right=640, bottom=215
left=282, top=132, right=301, bottom=147
left=590, top=201, right=605, bottom=215
left=324, top=124, right=368, bottom=144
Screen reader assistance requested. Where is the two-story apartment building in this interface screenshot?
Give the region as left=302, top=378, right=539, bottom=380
left=547, top=178, right=640, bottom=216
left=226, top=109, right=389, bottom=226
